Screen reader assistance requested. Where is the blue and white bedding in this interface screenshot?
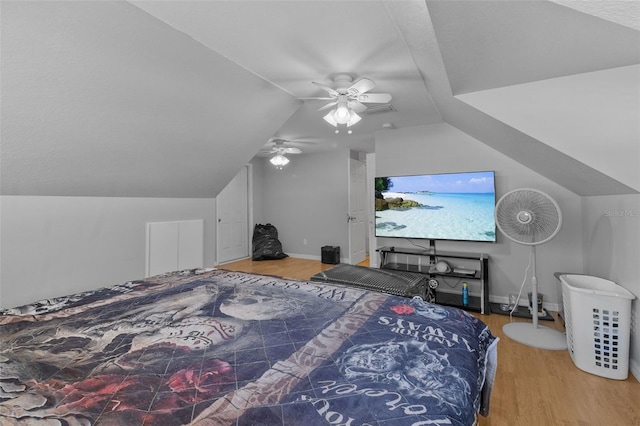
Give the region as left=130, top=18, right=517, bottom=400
left=0, top=268, right=498, bottom=425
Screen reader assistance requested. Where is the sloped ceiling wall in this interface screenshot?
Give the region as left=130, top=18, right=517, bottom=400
left=423, top=0, right=639, bottom=194
left=0, top=1, right=300, bottom=198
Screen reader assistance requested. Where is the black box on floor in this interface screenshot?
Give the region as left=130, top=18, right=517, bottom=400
left=321, top=246, right=340, bottom=264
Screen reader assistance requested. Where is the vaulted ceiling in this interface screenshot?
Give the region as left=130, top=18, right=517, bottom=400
left=1, top=1, right=638, bottom=198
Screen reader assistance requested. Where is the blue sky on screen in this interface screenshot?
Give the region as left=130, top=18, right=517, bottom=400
left=387, top=171, right=495, bottom=194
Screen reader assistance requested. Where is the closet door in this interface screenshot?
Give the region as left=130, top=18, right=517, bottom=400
left=146, top=220, right=203, bottom=277
left=146, top=221, right=179, bottom=277
left=217, top=166, right=250, bottom=264
left=178, top=220, right=204, bottom=270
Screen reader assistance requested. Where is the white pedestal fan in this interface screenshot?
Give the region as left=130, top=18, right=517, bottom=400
left=495, top=188, right=567, bottom=350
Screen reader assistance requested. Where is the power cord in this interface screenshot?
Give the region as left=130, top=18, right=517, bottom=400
left=407, top=238, right=430, bottom=251
left=436, top=271, right=462, bottom=289
left=509, top=249, right=533, bottom=320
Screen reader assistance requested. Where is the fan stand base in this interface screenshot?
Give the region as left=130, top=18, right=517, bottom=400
left=503, top=322, right=568, bottom=350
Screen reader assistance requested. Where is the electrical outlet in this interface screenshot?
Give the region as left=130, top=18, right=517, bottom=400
left=303, top=238, right=307, bottom=245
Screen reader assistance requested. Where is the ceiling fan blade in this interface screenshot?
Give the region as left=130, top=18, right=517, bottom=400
left=356, top=92, right=392, bottom=103
left=283, top=147, right=302, bottom=154
left=312, top=81, right=339, bottom=97
left=348, top=78, right=376, bottom=96
left=318, top=101, right=337, bottom=111
left=349, top=100, right=368, bottom=113
left=279, top=137, right=319, bottom=145
left=298, top=97, right=335, bottom=100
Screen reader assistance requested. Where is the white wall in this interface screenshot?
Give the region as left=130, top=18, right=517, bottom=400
left=581, top=194, right=640, bottom=380
left=374, top=123, right=584, bottom=310
left=2, top=1, right=299, bottom=199
left=0, top=196, right=216, bottom=309
left=256, top=150, right=350, bottom=260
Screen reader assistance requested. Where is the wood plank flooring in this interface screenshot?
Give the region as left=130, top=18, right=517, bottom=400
left=219, top=257, right=640, bottom=426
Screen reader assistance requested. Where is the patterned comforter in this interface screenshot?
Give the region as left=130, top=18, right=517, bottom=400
left=0, top=268, right=498, bottom=426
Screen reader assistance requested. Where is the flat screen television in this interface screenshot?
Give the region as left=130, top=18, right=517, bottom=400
left=374, top=170, right=496, bottom=242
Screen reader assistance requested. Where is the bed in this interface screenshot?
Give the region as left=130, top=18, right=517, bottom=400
left=0, top=268, right=498, bottom=425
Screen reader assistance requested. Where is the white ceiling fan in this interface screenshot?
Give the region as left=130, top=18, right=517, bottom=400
left=303, top=74, right=392, bottom=129
left=260, top=138, right=304, bottom=156
left=261, top=139, right=303, bottom=169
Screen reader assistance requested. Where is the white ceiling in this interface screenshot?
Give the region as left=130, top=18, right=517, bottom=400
left=1, top=0, right=638, bottom=197
left=131, top=0, right=640, bottom=192
left=130, top=0, right=442, bottom=155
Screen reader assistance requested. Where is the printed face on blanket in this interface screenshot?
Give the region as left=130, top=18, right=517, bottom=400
left=337, top=340, right=471, bottom=415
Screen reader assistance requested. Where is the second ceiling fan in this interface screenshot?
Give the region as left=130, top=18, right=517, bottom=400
left=261, top=138, right=303, bottom=169
left=261, top=138, right=303, bottom=156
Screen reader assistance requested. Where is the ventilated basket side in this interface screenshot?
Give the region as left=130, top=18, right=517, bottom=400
left=561, top=283, right=575, bottom=355
left=561, top=276, right=634, bottom=380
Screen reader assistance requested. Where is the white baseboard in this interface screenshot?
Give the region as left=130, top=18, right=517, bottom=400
left=287, top=253, right=348, bottom=264
left=629, top=358, right=640, bottom=382
left=286, top=253, right=321, bottom=261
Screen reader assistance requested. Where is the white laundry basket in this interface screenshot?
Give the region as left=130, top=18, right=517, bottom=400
left=560, top=274, right=635, bottom=380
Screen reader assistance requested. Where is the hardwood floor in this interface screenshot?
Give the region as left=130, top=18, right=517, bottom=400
left=219, top=257, right=640, bottom=426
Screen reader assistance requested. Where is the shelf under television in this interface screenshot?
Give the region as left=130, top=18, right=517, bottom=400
left=383, top=263, right=480, bottom=280
left=435, top=291, right=482, bottom=313
left=376, top=247, right=490, bottom=314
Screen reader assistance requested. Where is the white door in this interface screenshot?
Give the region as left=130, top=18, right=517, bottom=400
left=217, top=166, right=250, bottom=264
left=366, top=153, right=377, bottom=267
left=348, top=157, right=367, bottom=265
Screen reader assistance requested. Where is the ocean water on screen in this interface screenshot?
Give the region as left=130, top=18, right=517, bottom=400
left=375, top=192, right=496, bottom=241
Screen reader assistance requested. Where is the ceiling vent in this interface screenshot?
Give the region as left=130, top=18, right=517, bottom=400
left=362, top=104, right=396, bottom=114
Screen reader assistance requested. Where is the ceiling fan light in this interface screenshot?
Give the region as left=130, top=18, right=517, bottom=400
left=333, top=95, right=351, bottom=124
left=347, top=111, right=361, bottom=127
left=323, top=111, right=338, bottom=127
left=334, top=105, right=350, bottom=124
left=270, top=153, right=289, bottom=168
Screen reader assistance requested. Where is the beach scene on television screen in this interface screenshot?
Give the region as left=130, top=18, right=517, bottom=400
left=375, top=171, right=496, bottom=241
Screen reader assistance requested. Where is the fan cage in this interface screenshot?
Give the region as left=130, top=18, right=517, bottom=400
left=495, top=188, right=562, bottom=245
